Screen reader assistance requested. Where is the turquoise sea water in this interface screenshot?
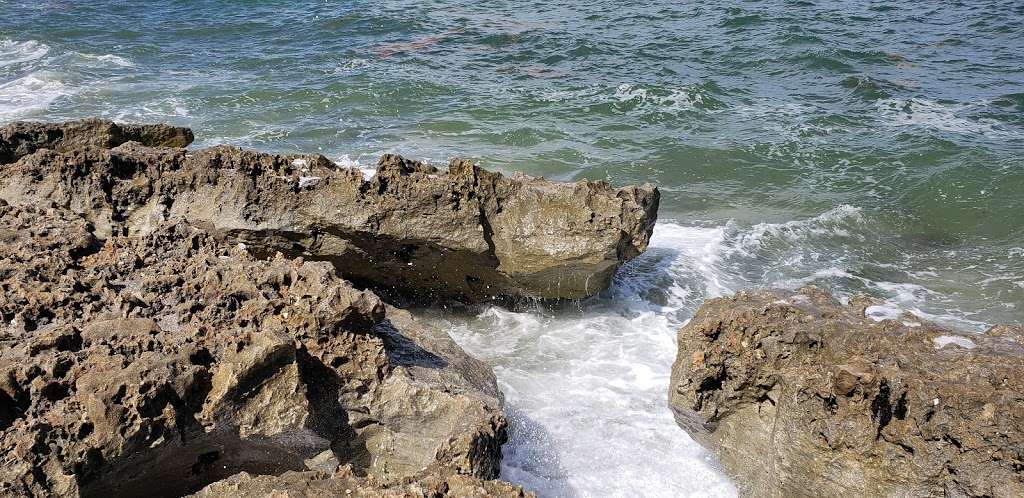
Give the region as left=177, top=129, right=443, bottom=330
left=2, top=2, right=1022, bottom=496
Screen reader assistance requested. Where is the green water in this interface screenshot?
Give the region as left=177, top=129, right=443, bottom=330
left=2, top=1, right=1021, bottom=495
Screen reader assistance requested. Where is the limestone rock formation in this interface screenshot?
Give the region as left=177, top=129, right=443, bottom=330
left=0, top=121, right=659, bottom=302
left=0, top=118, right=193, bottom=164
left=0, top=201, right=521, bottom=497
left=188, top=468, right=530, bottom=498
left=669, top=287, right=1024, bottom=497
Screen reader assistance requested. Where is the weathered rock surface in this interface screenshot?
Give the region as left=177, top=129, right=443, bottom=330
left=188, top=468, right=530, bottom=498
left=0, top=121, right=658, bottom=302
left=0, top=118, right=193, bottom=164
left=669, top=287, right=1024, bottom=497
left=0, top=200, right=523, bottom=497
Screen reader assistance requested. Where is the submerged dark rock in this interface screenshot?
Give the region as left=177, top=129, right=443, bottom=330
left=669, top=287, right=1024, bottom=498
left=0, top=201, right=523, bottom=497
left=0, top=121, right=658, bottom=302
left=0, top=118, right=193, bottom=164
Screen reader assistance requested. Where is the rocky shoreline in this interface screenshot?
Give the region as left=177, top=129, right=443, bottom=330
left=3, top=119, right=1022, bottom=498
left=670, top=287, right=1024, bottom=497
left=0, top=119, right=662, bottom=497
left=0, top=119, right=659, bottom=304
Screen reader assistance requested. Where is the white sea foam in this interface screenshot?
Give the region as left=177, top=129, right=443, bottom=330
left=876, top=98, right=1015, bottom=137
left=730, top=204, right=864, bottom=257
left=436, top=223, right=738, bottom=497
left=0, top=70, right=68, bottom=120
left=0, top=38, right=139, bottom=121
left=0, top=39, right=50, bottom=68
left=336, top=154, right=377, bottom=180
left=431, top=207, right=1004, bottom=496
left=111, top=97, right=193, bottom=121
left=613, top=83, right=710, bottom=113
left=77, top=53, right=134, bottom=67
left=933, top=335, right=976, bottom=349
left=865, top=304, right=903, bottom=321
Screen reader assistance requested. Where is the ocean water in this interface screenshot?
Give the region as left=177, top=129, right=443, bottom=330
left=2, top=1, right=1023, bottom=496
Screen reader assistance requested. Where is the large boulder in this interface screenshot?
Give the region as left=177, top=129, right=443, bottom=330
left=669, top=287, right=1024, bottom=497
left=0, top=123, right=659, bottom=302
left=0, top=118, right=193, bottom=164
left=0, top=201, right=521, bottom=497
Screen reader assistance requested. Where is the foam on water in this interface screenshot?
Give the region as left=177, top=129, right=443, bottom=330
left=0, top=70, right=69, bottom=120
left=336, top=154, right=378, bottom=179
left=432, top=207, right=1002, bottom=496
left=75, top=53, right=134, bottom=67
left=933, top=335, right=977, bottom=350
left=0, top=38, right=138, bottom=121
left=876, top=98, right=1017, bottom=138
left=865, top=304, right=904, bottom=321
left=612, top=83, right=711, bottom=114
left=436, top=222, right=738, bottom=497
left=0, top=39, right=50, bottom=68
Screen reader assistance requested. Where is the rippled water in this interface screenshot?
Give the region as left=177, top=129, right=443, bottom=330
left=2, top=1, right=1023, bottom=496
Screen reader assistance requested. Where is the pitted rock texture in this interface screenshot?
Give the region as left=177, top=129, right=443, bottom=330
left=0, top=118, right=193, bottom=164
left=0, top=201, right=515, bottom=498
left=0, top=120, right=659, bottom=302
left=188, top=468, right=532, bottom=498
left=669, top=287, right=1024, bottom=498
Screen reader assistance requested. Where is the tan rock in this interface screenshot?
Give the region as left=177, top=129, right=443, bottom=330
left=0, top=121, right=658, bottom=302
left=0, top=201, right=515, bottom=497
left=669, top=287, right=1024, bottom=497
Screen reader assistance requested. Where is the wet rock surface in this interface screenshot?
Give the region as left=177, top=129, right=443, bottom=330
left=0, top=122, right=658, bottom=302
left=0, top=200, right=523, bottom=497
left=669, top=287, right=1024, bottom=498
left=0, top=118, right=193, bottom=164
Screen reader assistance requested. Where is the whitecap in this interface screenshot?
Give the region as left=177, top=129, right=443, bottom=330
left=729, top=204, right=863, bottom=257
left=612, top=83, right=711, bottom=113
left=75, top=52, right=134, bottom=67
left=876, top=97, right=1015, bottom=137
left=0, top=70, right=68, bottom=120
left=0, top=38, right=50, bottom=69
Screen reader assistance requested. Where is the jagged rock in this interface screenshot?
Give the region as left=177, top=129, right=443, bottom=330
left=0, top=122, right=658, bottom=302
left=0, top=118, right=193, bottom=164
left=669, top=287, right=1024, bottom=498
left=0, top=201, right=513, bottom=497
left=188, top=467, right=532, bottom=497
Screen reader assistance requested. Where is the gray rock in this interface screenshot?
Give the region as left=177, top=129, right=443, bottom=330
left=669, top=287, right=1024, bottom=498
left=0, top=118, right=193, bottom=164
